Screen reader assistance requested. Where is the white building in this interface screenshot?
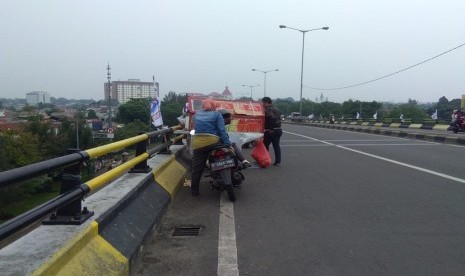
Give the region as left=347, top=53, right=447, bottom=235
left=104, top=79, right=157, bottom=104
left=26, top=91, right=51, bottom=105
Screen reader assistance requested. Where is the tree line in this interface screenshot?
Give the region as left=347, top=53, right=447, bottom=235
left=271, top=96, right=462, bottom=123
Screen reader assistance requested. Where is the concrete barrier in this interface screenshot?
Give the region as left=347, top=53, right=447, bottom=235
left=408, top=124, right=423, bottom=129
left=284, top=121, right=465, bottom=146
left=0, top=145, right=190, bottom=275
left=433, top=124, right=450, bottom=131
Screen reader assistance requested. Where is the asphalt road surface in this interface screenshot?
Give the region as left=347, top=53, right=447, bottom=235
left=135, top=124, right=465, bottom=276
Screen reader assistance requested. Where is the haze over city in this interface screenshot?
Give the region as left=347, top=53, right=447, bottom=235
left=1, top=0, right=464, bottom=103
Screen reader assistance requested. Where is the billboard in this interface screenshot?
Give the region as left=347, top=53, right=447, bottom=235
left=186, top=96, right=265, bottom=133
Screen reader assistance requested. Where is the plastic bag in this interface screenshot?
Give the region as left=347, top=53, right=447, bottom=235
left=251, top=139, right=272, bottom=168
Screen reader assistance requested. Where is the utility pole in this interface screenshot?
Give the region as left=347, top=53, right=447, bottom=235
left=76, top=111, right=79, bottom=149
left=107, top=63, right=112, bottom=128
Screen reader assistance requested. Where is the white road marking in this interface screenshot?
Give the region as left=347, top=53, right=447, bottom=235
left=323, top=139, right=414, bottom=142
left=284, top=130, right=465, bottom=184
left=218, top=195, right=239, bottom=276
left=281, top=143, right=438, bottom=147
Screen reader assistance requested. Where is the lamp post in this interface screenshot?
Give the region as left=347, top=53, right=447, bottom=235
left=251, top=68, right=278, bottom=97
left=76, top=111, right=79, bottom=149
left=279, top=25, right=329, bottom=114
left=242, top=84, right=260, bottom=99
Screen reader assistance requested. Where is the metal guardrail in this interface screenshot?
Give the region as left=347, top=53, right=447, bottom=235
left=0, top=125, right=184, bottom=242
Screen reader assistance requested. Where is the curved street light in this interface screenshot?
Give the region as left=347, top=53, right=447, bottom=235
left=279, top=25, right=329, bottom=114
left=242, top=84, right=260, bottom=99
left=251, top=68, right=279, bottom=97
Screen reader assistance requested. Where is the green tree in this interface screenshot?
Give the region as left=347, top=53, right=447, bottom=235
left=87, top=109, right=98, bottom=119
left=163, top=91, right=184, bottom=103
left=22, top=105, right=37, bottom=113
left=427, top=96, right=462, bottom=121
left=45, top=107, right=62, bottom=116
left=274, top=99, right=296, bottom=116
left=0, top=129, right=56, bottom=220
left=318, top=101, right=343, bottom=118
left=116, top=98, right=151, bottom=125
left=114, top=92, right=187, bottom=128
left=0, top=129, right=42, bottom=171
left=387, top=99, right=428, bottom=122
left=237, top=96, right=252, bottom=101
left=37, top=102, right=56, bottom=109
left=341, top=100, right=362, bottom=119
left=114, top=119, right=150, bottom=141
left=160, top=91, right=188, bottom=127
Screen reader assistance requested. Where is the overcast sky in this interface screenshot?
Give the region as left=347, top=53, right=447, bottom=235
left=1, top=0, right=464, bottom=103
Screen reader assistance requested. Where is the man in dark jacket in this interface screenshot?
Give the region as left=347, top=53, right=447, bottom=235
left=262, top=97, right=282, bottom=166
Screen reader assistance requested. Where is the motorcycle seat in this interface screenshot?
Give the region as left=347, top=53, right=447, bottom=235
left=192, top=133, right=220, bottom=149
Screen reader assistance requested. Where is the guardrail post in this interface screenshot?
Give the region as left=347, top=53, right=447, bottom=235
left=158, top=129, right=172, bottom=154
left=129, top=134, right=151, bottom=173
left=158, top=133, right=172, bottom=154
left=43, top=148, right=94, bottom=225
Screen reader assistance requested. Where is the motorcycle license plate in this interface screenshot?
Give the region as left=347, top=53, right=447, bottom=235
left=210, top=158, right=235, bottom=171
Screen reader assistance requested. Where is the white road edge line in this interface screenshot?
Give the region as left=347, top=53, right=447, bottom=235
left=218, top=195, right=239, bottom=276
left=281, top=143, right=438, bottom=147
left=285, top=130, right=465, bottom=184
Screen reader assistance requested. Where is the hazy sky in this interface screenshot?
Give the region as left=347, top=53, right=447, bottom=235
left=1, top=0, right=464, bottom=103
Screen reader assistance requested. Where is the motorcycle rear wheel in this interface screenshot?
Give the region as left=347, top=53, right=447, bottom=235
left=232, top=171, right=243, bottom=186
left=226, top=185, right=236, bottom=202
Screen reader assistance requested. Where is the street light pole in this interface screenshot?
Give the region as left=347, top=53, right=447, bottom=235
left=242, top=84, right=260, bottom=99
left=76, top=111, right=79, bottom=149
left=251, top=68, right=278, bottom=97
left=279, top=25, right=329, bottom=114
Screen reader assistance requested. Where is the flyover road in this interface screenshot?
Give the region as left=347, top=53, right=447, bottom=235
left=135, top=124, right=465, bottom=276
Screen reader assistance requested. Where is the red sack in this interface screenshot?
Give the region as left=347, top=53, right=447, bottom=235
left=251, top=139, right=272, bottom=168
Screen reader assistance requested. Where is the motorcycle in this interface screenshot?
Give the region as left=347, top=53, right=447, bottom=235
left=205, top=144, right=245, bottom=202
left=449, top=111, right=465, bottom=133
left=450, top=120, right=465, bottom=133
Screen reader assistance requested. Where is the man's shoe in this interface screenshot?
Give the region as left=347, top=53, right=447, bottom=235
left=191, top=191, right=199, bottom=196
left=273, top=163, right=280, bottom=166
left=241, top=160, right=252, bottom=168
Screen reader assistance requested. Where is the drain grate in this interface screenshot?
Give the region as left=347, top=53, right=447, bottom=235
left=172, top=225, right=201, bottom=237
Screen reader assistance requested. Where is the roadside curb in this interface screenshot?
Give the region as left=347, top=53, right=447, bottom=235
left=285, top=122, right=465, bottom=146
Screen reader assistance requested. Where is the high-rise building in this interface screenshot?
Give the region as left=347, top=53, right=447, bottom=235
left=104, top=79, right=156, bottom=104
left=26, top=91, right=51, bottom=105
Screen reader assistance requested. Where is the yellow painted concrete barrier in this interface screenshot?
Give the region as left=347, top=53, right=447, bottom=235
left=32, top=221, right=128, bottom=276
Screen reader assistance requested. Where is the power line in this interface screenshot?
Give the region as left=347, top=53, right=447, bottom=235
left=304, top=42, right=465, bottom=91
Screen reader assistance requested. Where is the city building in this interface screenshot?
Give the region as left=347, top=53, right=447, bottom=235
left=104, top=79, right=157, bottom=104
left=26, top=91, right=51, bottom=105
left=187, top=86, right=233, bottom=100
left=221, top=86, right=233, bottom=100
